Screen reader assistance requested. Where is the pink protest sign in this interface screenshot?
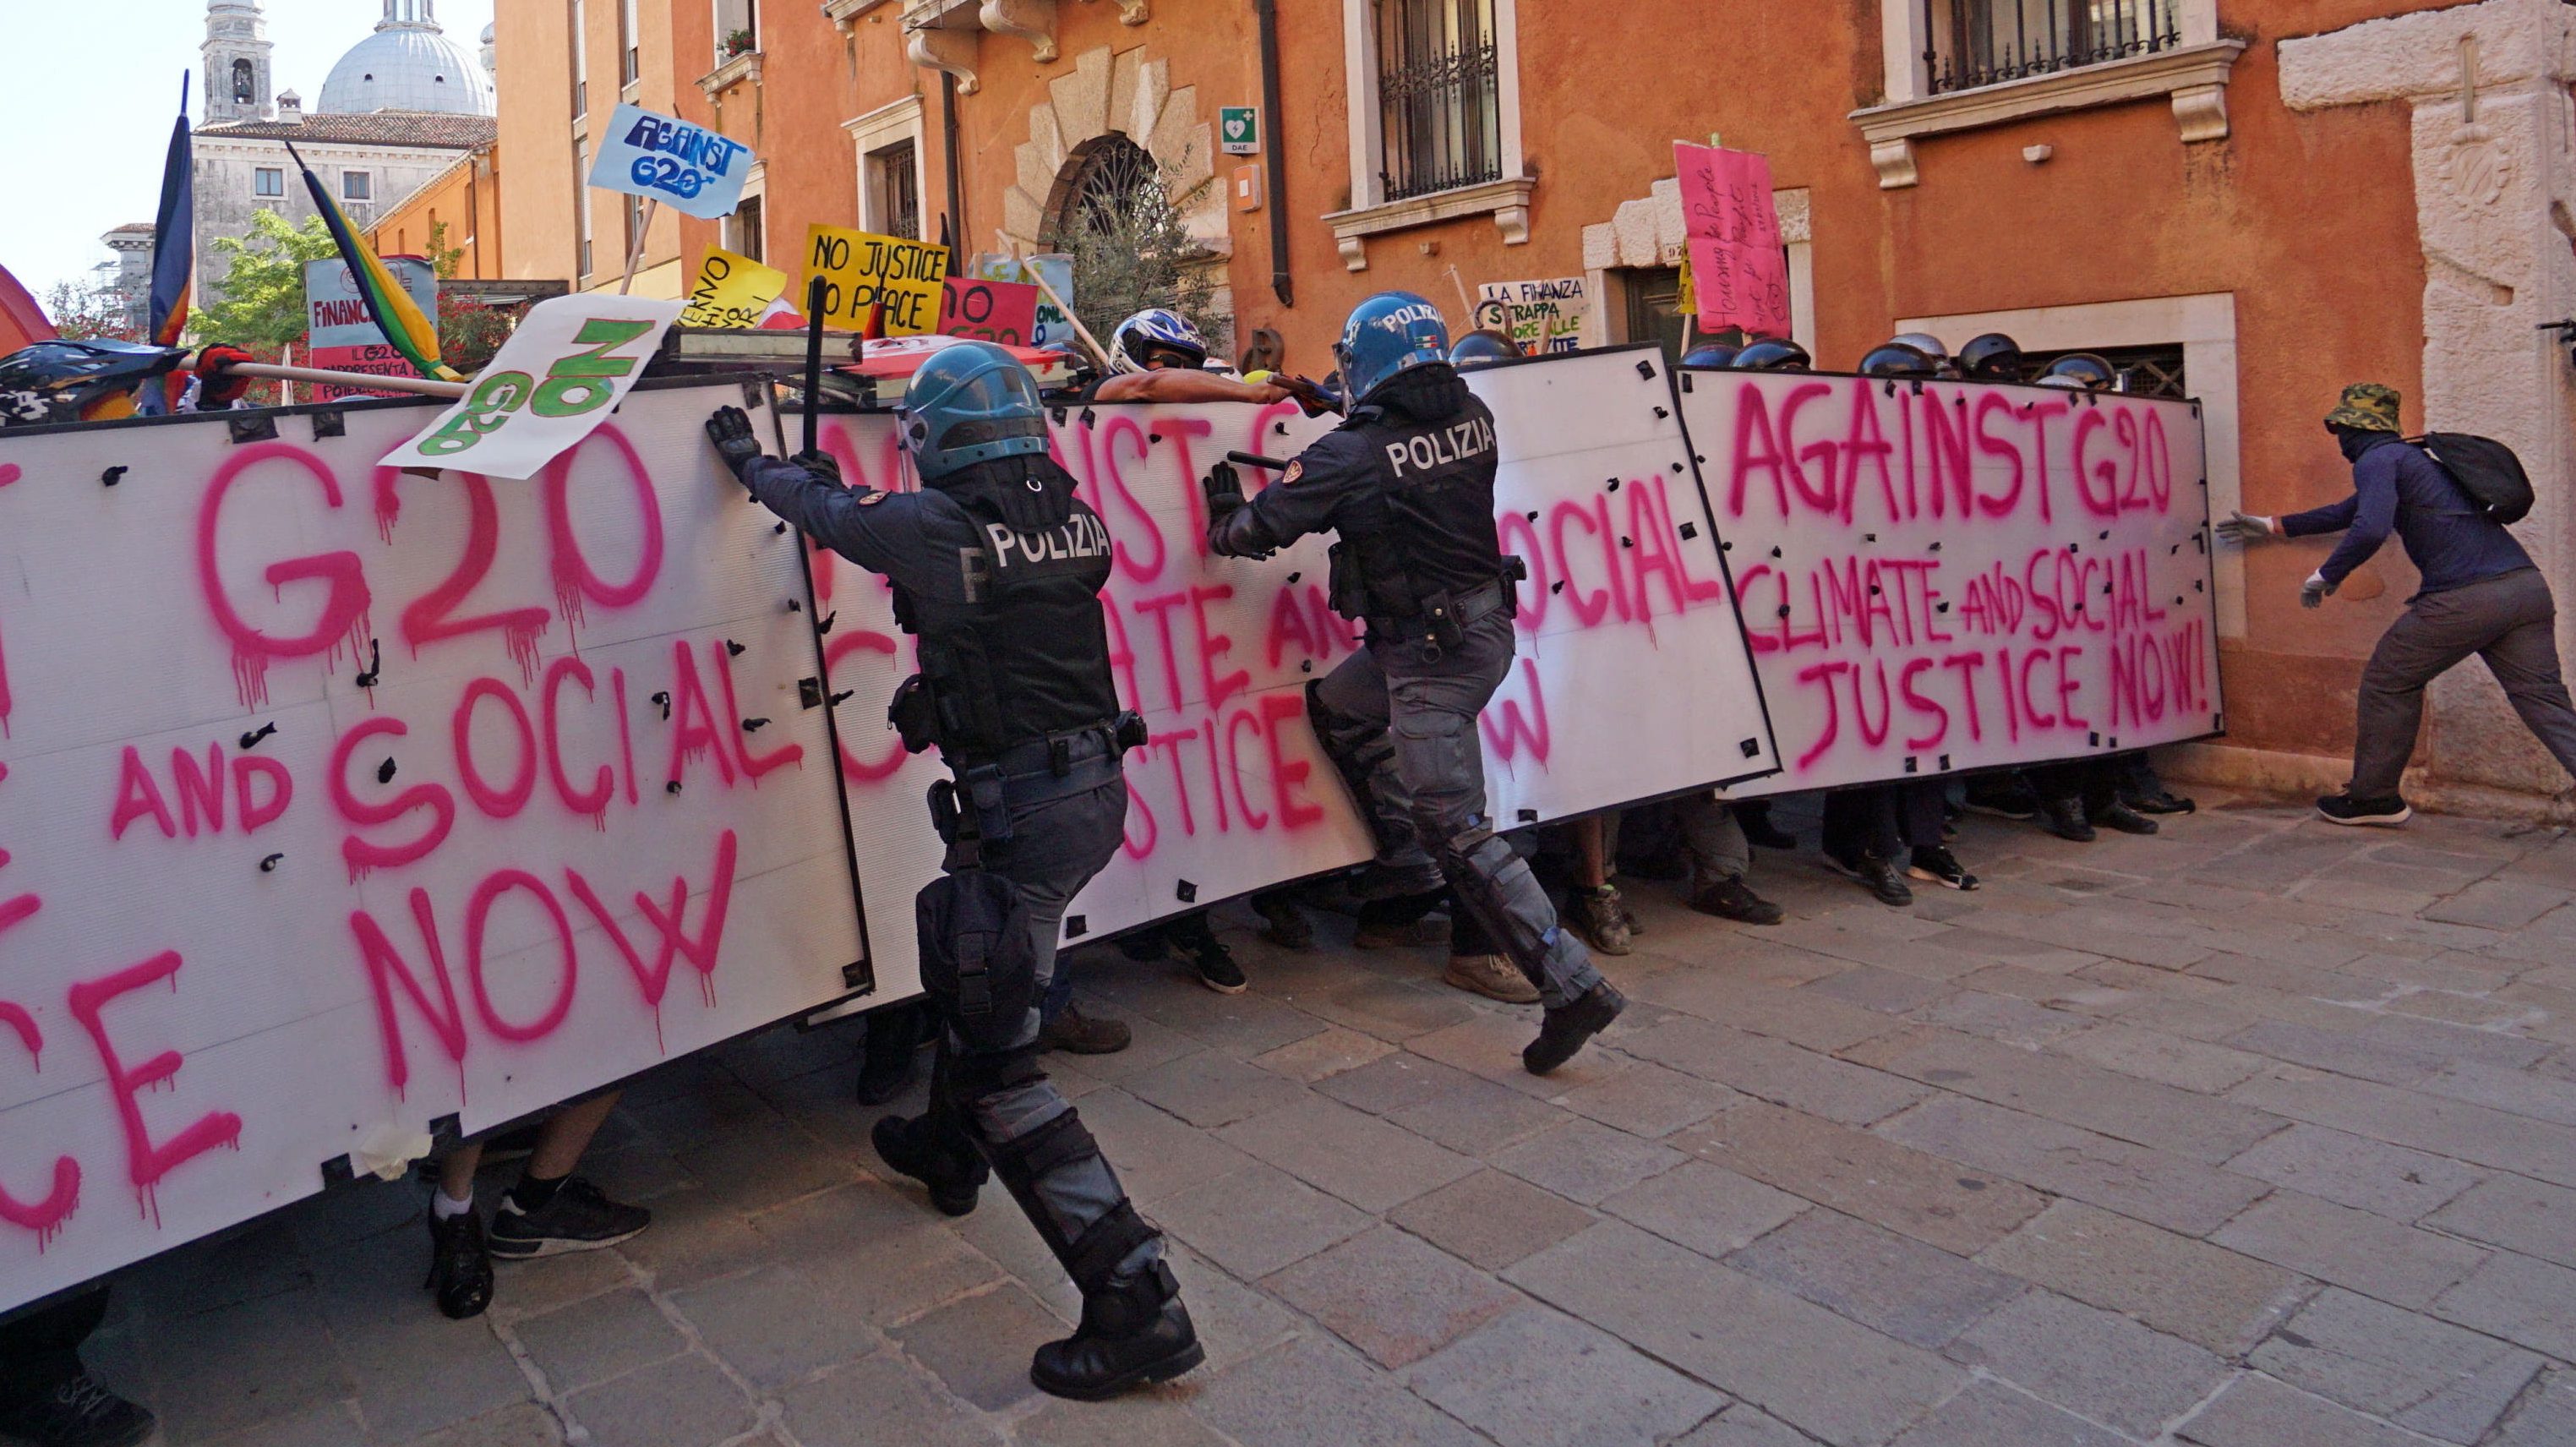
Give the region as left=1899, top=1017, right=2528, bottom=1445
left=938, top=276, right=1043, bottom=347
left=1674, top=142, right=1791, bottom=338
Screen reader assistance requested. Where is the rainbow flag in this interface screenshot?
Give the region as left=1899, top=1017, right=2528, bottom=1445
left=288, top=141, right=460, bottom=382
left=139, top=75, right=194, bottom=414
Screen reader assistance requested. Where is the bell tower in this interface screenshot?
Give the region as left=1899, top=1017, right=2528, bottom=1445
left=202, top=0, right=275, bottom=123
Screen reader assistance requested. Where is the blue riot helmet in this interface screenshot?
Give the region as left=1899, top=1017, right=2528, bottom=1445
left=1858, top=341, right=1941, bottom=379
left=899, top=340, right=1051, bottom=483
left=1334, top=291, right=1451, bottom=404
left=1109, top=308, right=1210, bottom=374
left=1681, top=342, right=1741, bottom=369
left=1730, top=337, right=1812, bottom=372
left=1448, top=328, right=1521, bottom=371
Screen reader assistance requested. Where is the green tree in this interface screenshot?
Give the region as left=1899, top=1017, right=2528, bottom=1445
left=197, top=210, right=341, bottom=353
left=41, top=281, right=140, bottom=342
left=1055, top=156, right=1225, bottom=365
left=423, top=219, right=467, bottom=281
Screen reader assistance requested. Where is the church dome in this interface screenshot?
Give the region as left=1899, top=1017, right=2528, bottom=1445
left=317, top=0, right=494, bottom=116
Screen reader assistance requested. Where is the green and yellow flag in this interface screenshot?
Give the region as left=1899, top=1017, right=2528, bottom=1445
left=287, top=141, right=460, bottom=382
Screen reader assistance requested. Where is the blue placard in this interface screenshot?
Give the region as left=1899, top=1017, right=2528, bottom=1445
left=587, top=102, right=755, bottom=221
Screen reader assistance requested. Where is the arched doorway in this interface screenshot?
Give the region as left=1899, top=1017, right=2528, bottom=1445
left=1040, top=133, right=1222, bottom=358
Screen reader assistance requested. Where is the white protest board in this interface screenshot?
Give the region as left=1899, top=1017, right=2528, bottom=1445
left=587, top=102, right=756, bottom=221
left=809, top=347, right=1780, bottom=1002
left=1474, top=278, right=1591, bottom=356
left=0, top=381, right=865, bottom=1314
left=383, top=294, right=683, bottom=481
left=1673, top=367, right=2220, bottom=795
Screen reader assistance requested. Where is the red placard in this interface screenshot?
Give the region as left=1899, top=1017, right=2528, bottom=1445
left=937, top=277, right=1042, bottom=347
left=1674, top=142, right=1791, bottom=338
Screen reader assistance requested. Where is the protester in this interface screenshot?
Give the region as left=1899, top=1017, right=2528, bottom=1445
left=1672, top=793, right=1785, bottom=924
left=1206, top=292, right=1624, bottom=1074
left=0, top=1289, right=152, bottom=1447
left=424, top=1092, right=650, bottom=1319
left=2222, top=382, right=2576, bottom=824
left=708, top=341, right=1201, bottom=1398
left=1564, top=812, right=1639, bottom=955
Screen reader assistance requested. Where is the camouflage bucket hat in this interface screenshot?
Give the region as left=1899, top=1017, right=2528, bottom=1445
left=2326, top=382, right=2402, bottom=433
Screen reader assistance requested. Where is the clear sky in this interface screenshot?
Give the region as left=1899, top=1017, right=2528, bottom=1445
left=0, top=0, right=496, bottom=304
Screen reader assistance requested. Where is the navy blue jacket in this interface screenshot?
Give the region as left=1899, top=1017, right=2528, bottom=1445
left=2283, top=434, right=2532, bottom=599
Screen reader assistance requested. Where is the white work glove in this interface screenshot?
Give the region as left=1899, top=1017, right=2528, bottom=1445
left=2300, top=571, right=2337, bottom=609
left=2215, top=511, right=2280, bottom=543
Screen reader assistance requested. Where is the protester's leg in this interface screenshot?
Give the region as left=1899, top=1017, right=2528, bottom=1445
left=2025, top=762, right=2096, bottom=841
left=1565, top=813, right=1633, bottom=954
left=1901, top=781, right=1980, bottom=891
left=0, top=1285, right=150, bottom=1447
left=2081, top=759, right=2158, bottom=833
left=1737, top=797, right=1799, bottom=849
left=2350, top=594, right=2486, bottom=799
left=424, top=1142, right=494, bottom=1319
left=490, top=1092, right=649, bottom=1259
left=1312, top=653, right=1446, bottom=896
left=1677, top=793, right=1782, bottom=924
left=1822, top=787, right=1912, bottom=904
left=2475, top=571, right=2576, bottom=784
left=856, top=1000, right=926, bottom=1106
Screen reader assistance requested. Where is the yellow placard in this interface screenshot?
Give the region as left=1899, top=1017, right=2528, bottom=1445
left=803, top=224, right=950, bottom=336
left=679, top=246, right=788, bottom=329
left=1676, top=252, right=1695, bottom=319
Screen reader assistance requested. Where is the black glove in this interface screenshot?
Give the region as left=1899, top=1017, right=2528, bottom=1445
left=705, top=407, right=767, bottom=481
left=788, top=448, right=844, bottom=486
left=1202, top=461, right=1245, bottom=525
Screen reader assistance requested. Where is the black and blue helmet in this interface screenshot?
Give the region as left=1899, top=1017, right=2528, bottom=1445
left=1334, top=291, right=1451, bottom=404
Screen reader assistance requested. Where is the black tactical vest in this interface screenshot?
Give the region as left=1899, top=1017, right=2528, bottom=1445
left=1331, top=391, right=1509, bottom=624
left=894, top=469, right=1121, bottom=762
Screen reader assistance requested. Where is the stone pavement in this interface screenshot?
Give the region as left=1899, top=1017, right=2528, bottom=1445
left=73, top=793, right=2576, bottom=1447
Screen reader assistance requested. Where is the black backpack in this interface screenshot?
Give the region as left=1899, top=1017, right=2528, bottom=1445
left=2415, top=433, right=2534, bottom=525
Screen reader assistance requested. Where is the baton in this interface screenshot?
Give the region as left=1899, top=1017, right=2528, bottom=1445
left=1226, top=451, right=1293, bottom=472
left=801, top=276, right=828, bottom=456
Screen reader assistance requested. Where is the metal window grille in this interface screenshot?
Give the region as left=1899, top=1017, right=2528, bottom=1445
left=2028, top=344, right=2188, bottom=398
left=1924, top=0, right=2179, bottom=94
left=1375, top=0, right=1501, bottom=203
left=872, top=140, right=920, bottom=241
left=731, top=195, right=765, bottom=263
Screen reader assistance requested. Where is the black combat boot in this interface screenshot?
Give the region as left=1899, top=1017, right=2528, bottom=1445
left=1524, top=980, right=1626, bottom=1075
left=872, top=1113, right=988, bottom=1216
left=1029, top=1258, right=1204, bottom=1401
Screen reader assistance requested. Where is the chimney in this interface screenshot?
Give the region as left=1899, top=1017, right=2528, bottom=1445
left=276, top=90, right=303, bottom=122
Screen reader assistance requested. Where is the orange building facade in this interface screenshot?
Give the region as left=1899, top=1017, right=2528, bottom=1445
left=494, top=0, right=2576, bottom=812
left=365, top=140, right=505, bottom=277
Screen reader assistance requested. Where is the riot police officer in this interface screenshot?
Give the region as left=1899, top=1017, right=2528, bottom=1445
left=705, top=342, right=1198, bottom=1401
left=1202, top=292, right=1625, bottom=1075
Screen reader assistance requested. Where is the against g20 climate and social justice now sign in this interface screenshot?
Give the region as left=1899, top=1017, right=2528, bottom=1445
left=588, top=103, right=756, bottom=221
left=384, top=296, right=684, bottom=481
left=802, top=225, right=950, bottom=336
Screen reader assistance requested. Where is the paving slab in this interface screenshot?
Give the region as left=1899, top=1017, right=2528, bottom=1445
left=1265, top=1226, right=1521, bottom=1368
left=1120, top=1049, right=1313, bottom=1129
left=391, top=1401, right=563, bottom=1447
left=1249, top=1025, right=1396, bottom=1083
left=1908, top=990, right=2098, bottom=1047
left=1847, top=1025, right=2286, bottom=1163
left=1218, top=1095, right=1480, bottom=1211
left=2220, top=1019, right=2438, bottom=1085
left=2422, top=1173, right=2576, bottom=1268
left=1389, top=1169, right=1602, bottom=1271
left=888, top=1281, right=1064, bottom=1411
left=1150, top=1160, right=1373, bottom=1278
left=1554, top=1057, right=1738, bottom=1137
left=1976, top=1202, right=2311, bottom=1355
left=1724, top=1209, right=2026, bottom=1350
left=1946, top=1288, right=2227, bottom=1439
left=1189, top=1335, right=1491, bottom=1447
left=1885, top=1379, right=2128, bottom=1447
left=748, top=1184, right=1004, bottom=1327
left=557, top=1352, right=756, bottom=1447
left=2490, top=1369, right=2576, bottom=1445
left=1625, top=1017, right=1929, bottom=1125
left=2212, top=1190, right=2487, bottom=1308
left=1509, top=1221, right=1967, bottom=1447
left=2430, top=1251, right=2576, bottom=1360
left=1619, top=967, right=1912, bottom=1051
left=2054, top=1023, right=2270, bottom=1093
left=1678, top=1100, right=2046, bottom=1256
left=1598, top=1160, right=1810, bottom=1261
left=2418, top=1059, right=2576, bottom=1126
left=509, top=1287, right=689, bottom=1395
left=776, top=1351, right=1007, bottom=1447
left=1403, top=1307, right=1727, bottom=1447
left=1879, top=1094, right=2270, bottom=1236
left=1311, top=1050, right=1481, bottom=1116
left=2178, top=1372, right=2451, bottom=1447
left=1669, top=1406, right=1829, bottom=1446
left=1015, top=1393, right=1239, bottom=1447
left=2230, top=1071, right=2576, bottom=1188
left=2249, top=1287, right=2544, bottom=1444
left=1488, top=1118, right=1685, bottom=1205
left=2219, top=1123, right=2482, bottom=1221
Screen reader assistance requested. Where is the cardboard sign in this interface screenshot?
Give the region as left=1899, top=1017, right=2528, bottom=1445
left=1673, top=368, right=2221, bottom=795
left=1474, top=277, right=1591, bottom=356
left=969, top=254, right=1076, bottom=350
left=0, top=382, right=865, bottom=1313
left=679, top=246, right=788, bottom=330
left=1674, top=142, right=1791, bottom=338
left=802, top=225, right=949, bottom=336
left=382, top=295, right=683, bottom=480
left=801, top=347, right=1782, bottom=1002
left=588, top=103, right=755, bottom=221
left=303, top=256, right=441, bottom=401
left=937, top=276, right=1042, bottom=347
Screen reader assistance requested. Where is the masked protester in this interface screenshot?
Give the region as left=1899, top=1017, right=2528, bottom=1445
left=1202, top=292, right=1624, bottom=1075
left=704, top=345, right=1198, bottom=1401
left=2223, top=382, right=2576, bottom=825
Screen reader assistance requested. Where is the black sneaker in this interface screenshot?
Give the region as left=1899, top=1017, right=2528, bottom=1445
left=2317, top=792, right=2411, bottom=827
left=1190, top=939, right=1248, bottom=995
left=1907, top=845, right=1980, bottom=891
left=2038, top=797, right=2097, bottom=843
left=1826, top=850, right=1913, bottom=906
left=2126, top=784, right=2197, bottom=815
left=2090, top=800, right=2159, bottom=836
left=488, top=1177, right=649, bottom=1259
left=1524, top=981, right=1627, bottom=1076
left=1689, top=876, right=1784, bottom=925
left=0, top=1374, right=156, bottom=1447
left=424, top=1208, right=494, bottom=1319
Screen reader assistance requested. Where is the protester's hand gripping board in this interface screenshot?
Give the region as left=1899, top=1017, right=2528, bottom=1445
left=805, top=346, right=1782, bottom=1003
left=0, top=381, right=865, bottom=1314
left=1673, top=368, right=2221, bottom=794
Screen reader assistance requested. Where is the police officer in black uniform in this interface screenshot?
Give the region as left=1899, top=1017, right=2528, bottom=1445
left=706, top=341, right=1198, bottom=1401
left=1203, top=292, right=1625, bottom=1075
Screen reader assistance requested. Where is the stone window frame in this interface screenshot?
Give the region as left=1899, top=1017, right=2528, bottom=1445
left=1853, top=0, right=2240, bottom=188
left=844, top=96, right=930, bottom=241
left=1898, top=293, right=2243, bottom=638
left=1325, top=0, right=1531, bottom=272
